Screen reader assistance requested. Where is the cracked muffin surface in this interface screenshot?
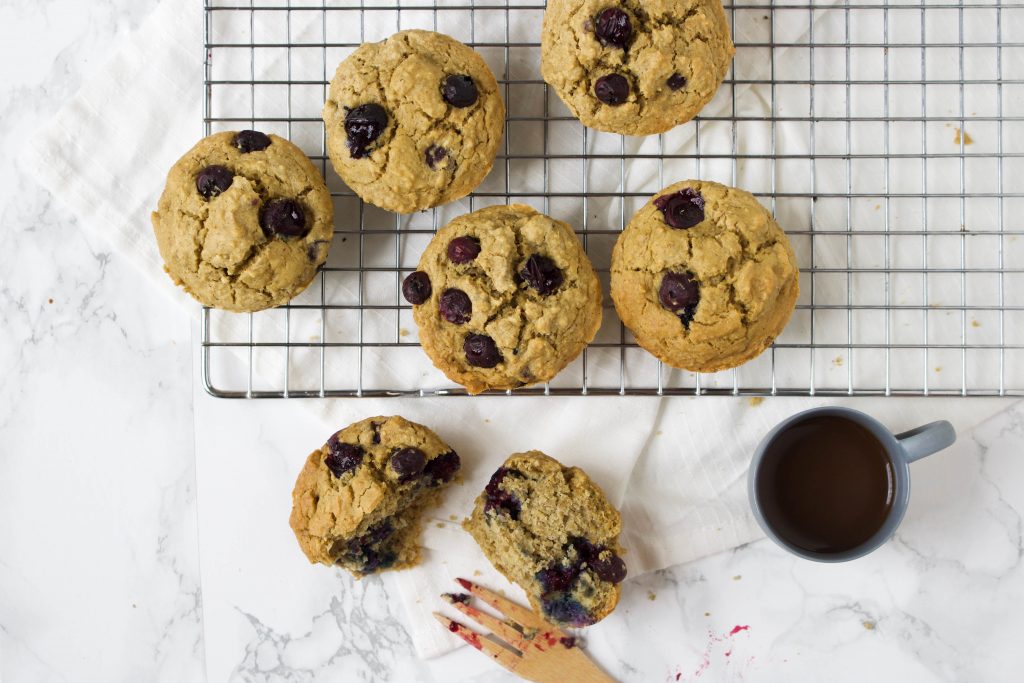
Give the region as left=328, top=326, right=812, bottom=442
left=463, top=451, right=626, bottom=628
left=406, top=204, right=602, bottom=394
left=289, top=415, right=461, bottom=578
left=323, top=29, right=505, bottom=214
left=151, top=130, right=333, bottom=312
left=611, top=180, right=799, bottom=372
left=541, top=0, right=734, bottom=135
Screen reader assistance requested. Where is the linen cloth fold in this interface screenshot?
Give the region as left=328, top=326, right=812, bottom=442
left=25, top=0, right=1013, bottom=663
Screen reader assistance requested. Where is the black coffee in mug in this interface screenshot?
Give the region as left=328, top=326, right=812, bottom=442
left=755, top=415, right=897, bottom=554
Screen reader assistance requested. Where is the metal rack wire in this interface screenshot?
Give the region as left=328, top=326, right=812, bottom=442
left=201, top=0, right=1024, bottom=398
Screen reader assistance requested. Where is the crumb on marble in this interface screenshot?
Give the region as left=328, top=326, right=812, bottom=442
left=400, top=328, right=410, bottom=337
left=748, top=397, right=764, bottom=407
left=972, top=319, right=981, bottom=328
left=935, top=366, right=942, bottom=373
left=436, top=522, right=445, bottom=528
left=473, top=569, right=482, bottom=577
left=954, top=128, right=974, bottom=145
left=705, top=611, right=711, bottom=617
left=647, top=591, right=657, bottom=601
left=833, top=356, right=844, bottom=367
left=449, top=514, right=459, bottom=521
left=47, top=298, right=54, bottom=304
left=732, top=575, right=742, bottom=581
left=863, top=620, right=876, bottom=630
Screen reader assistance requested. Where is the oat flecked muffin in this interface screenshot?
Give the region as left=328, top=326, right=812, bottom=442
left=289, top=416, right=460, bottom=578
left=611, top=179, right=799, bottom=372
left=404, top=205, right=603, bottom=394
left=152, top=130, right=333, bottom=312
left=323, top=29, right=505, bottom=213
left=541, top=0, right=735, bottom=135
left=464, top=451, right=627, bottom=628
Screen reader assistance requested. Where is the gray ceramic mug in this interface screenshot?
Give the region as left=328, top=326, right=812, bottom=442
left=747, top=407, right=956, bottom=562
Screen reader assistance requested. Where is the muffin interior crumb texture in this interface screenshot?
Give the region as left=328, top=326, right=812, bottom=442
left=463, top=451, right=626, bottom=627
left=289, top=416, right=460, bottom=578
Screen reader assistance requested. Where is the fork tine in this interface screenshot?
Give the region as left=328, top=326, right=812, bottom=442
left=433, top=613, right=522, bottom=671
left=448, top=599, right=532, bottom=651
left=455, top=578, right=560, bottom=634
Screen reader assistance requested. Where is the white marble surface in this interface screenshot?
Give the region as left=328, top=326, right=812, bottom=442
left=2, top=1, right=1024, bottom=681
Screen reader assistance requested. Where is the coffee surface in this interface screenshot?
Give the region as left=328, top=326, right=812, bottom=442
left=757, top=415, right=896, bottom=554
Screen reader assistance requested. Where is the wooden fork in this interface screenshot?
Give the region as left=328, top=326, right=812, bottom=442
left=433, top=578, right=617, bottom=683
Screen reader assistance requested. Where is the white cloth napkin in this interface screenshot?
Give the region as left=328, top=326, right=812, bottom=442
left=23, top=0, right=1018, bottom=663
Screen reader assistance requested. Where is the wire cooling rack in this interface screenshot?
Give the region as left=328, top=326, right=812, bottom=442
left=201, top=0, right=1024, bottom=398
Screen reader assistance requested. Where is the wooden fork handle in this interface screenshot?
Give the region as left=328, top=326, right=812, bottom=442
left=520, top=650, right=619, bottom=683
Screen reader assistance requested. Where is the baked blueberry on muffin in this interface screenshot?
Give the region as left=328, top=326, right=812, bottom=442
left=463, top=451, right=626, bottom=627
left=151, top=130, right=333, bottom=312
left=289, top=416, right=460, bottom=578
left=405, top=204, right=602, bottom=394
left=323, top=29, right=505, bottom=213
left=541, top=0, right=735, bottom=135
left=610, top=179, right=800, bottom=372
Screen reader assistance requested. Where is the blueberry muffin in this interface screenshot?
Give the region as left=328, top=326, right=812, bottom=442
left=151, top=130, right=334, bottom=312
left=323, top=29, right=505, bottom=214
left=541, top=0, right=734, bottom=135
left=404, top=205, right=602, bottom=394
left=610, top=180, right=799, bottom=372
left=289, top=416, right=460, bottom=578
left=463, top=451, right=626, bottom=628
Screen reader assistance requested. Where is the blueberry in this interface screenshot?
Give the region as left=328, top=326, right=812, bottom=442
left=390, top=447, right=427, bottom=482
left=195, top=165, right=233, bottom=200
left=594, top=73, right=630, bottom=105
left=653, top=187, right=705, bottom=229
left=483, top=467, right=522, bottom=519
left=356, top=520, right=393, bottom=547
left=442, top=74, right=478, bottom=108
left=359, top=549, right=396, bottom=573
left=447, top=236, right=481, bottom=264
left=667, top=73, right=687, bottom=91
left=344, top=103, right=388, bottom=159
left=232, top=130, right=272, bottom=153
left=439, top=289, right=472, bottom=324
left=402, top=271, right=432, bottom=305
left=259, top=198, right=308, bottom=238
left=541, top=594, right=593, bottom=627
left=520, top=255, right=564, bottom=296
left=589, top=552, right=627, bottom=584
left=464, top=333, right=502, bottom=368
left=485, top=467, right=520, bottom=496
left=659, top=272, right=700, bottom=327
left=594, top=8, right=632, bottom=49
left=568, top=536, right=600, bottom=563
left=325, top=437, right=364, bottom=477
left=425, top=145, right=448, bottom=169
left=423, top=451, right=461, bottom=484
left=536, top=563, right=580, bottom=593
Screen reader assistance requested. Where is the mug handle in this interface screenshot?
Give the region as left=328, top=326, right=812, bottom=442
left=895, top=421, right=957, bottom=463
